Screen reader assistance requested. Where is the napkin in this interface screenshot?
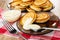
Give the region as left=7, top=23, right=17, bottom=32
left=0, top=8, right=60, bottom=40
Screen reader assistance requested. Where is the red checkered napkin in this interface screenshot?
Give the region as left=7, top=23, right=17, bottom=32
left=0, top=8, right=60, bottom=40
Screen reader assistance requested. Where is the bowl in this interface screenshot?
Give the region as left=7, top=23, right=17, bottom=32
left=17, top=12, right=59, bottom=35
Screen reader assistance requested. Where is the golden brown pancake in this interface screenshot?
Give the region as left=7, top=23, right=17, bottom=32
left=19, top=11, right=36, bottom=25
left=22, top=0, right=32, bottom=2
left=30, top=4, right=42, bottom=11
left=43, top=1, right=53, bottom=11
left=35, top=12, right=50, bottom=23
left=39, top=0, right=53, bottom=11
left=34, top=0, right=47, bottom=5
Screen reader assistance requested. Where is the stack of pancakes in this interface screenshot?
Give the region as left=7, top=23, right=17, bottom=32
left=9, top=0, right=53, bottom=31
left=19, top=11, right=50, bottom=31
left=19, top=12, right=50, bottom=25
left=9, top=0, right=53, bottom=12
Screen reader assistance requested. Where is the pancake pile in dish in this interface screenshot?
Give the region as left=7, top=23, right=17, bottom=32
left=9, top=0, right=53, bottom=12
left=20, top=12, right=50, bottom=25
left=19, top=12, right=50, bottom=31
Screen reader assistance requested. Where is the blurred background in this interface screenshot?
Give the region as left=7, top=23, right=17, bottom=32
left=0, top=0, right=7, bottom=9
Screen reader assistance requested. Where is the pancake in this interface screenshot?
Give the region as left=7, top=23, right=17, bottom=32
left=22, top=0, right=32, bottom=2
left=34, top=0, right=47, bottom=5
left=35, top=12, right=50, bottom=23
left=19, top=11, right=36, bottom=25
left=30, top=4, right=42, bottom=11
left=40, top=0, right=53, bottom=11
left=43, top=1, right=53, bottom=11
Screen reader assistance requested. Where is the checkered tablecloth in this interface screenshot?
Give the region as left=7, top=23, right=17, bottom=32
left=0, top=8, right=60, bottom=40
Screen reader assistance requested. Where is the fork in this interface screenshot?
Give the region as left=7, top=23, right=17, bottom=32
left=2, top=20, right=27, bottom=40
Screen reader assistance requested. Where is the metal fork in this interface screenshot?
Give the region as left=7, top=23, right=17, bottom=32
left=2, top=20, right=27, bottom=40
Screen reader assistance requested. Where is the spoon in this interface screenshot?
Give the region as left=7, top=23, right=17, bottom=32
left=41, top=22, right=60, bottom=31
